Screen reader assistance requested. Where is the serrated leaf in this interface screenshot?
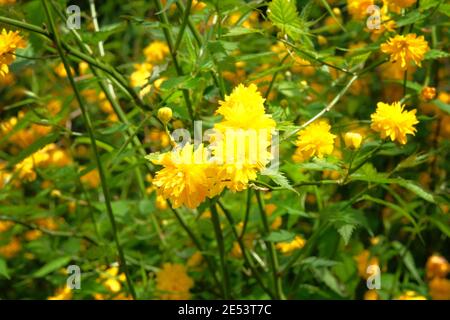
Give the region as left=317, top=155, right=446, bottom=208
left=337, top=224, right=356, bottom=246
left=268, top=0, right=307, bottom=40
left=424, top=49, right=450, bottom=60
left=260, top=169, right=298, bottom=194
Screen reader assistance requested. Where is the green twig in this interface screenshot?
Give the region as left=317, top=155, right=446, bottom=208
left=41, top=0, right=136, bottom=299
left=255, top=191, right=284, bottom=300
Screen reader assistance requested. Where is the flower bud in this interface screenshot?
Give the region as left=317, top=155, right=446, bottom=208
left=344, top=132, right=362, bottom=150
left=157, top=107, right=173, bottom=124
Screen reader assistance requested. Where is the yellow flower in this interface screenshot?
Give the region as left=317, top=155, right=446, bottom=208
left=293, top=120, right=336, bottom=162
left=364, top=290, right=379, bottom=300
left=344, top=132, right=363, bottom=150
left=54, top=62, right=74, bottom=78
left=156, top=263, right=194, bottom=300
left=215, top=83, right=275, bottom=131
left=385, top=0, right=416, bottom=13
left=130, top=62, right=153, bottom=96
left=426, top=254, right=449, bottom=279
left=397, top=290, right=427, bottom=300
left=0, top=28, right=26, bottom=78
left=80, top=168, right=100, bottom=188
left=157, top=107, right=173, bottom=124
left=0, top=236, right=21, bottom=258
left=210, top=129, right=272, bottom=192
left=150, top=143, right=215, bottom=209
left=355, top=250, right=379, bottom=279
left=381, top=34, right=429, bottom=70
left=48, top=286, right=73, bottom=300
left=211, top=84, right=276, bottom=192
left=98, top=266, right=126, bottom=293
left=276, top=235, right=306, bottom=255
left=347, top=0, right=374, bottom=20
left=370, top=102, right=418, bottom=144
left=187, top=251, right=203, bottom=269
left=143, top=41, right=170, bottom=63
left=155, top=194, right=168, bottom=210
left=420, top=87, right=436, bottom=101
left=429, top=278, right=450, bottom=300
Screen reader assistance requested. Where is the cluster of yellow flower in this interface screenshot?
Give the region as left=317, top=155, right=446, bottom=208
left=150, top=84, right=276, bottom=209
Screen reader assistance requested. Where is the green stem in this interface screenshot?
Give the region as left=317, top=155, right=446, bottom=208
left=173, top=0, right=192, bottom=53
left=217, top=200, right=275, bottom=299
left=174, top=0, right=225, bottom=98
left=239, top=188, right=252, bottom=240
left=264, top=53, right=290, bottom=100
left=255, top=191, right=284, bottom=300
left=169, top=206, right=222, bottom=295
left=210, top=204, right=231, bottom=299
left=41, top=0, right=136, bottom=299
left=154, top=0, right=195, bottom=122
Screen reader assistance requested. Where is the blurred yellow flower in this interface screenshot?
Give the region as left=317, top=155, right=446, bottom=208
left=80, top=168, right=100, bottom=188
left=47, top=286, right=73, bottom=300
left=426, top=254, right=449, bottom=279
left=347, top=0, right=374, bottom=20
left=420, top=87, right=437, bottom=101
left=143, top=41, right=169, bottom=63
left=429, top=277, right=450, bottom=300
left=187, top=251, right=203, bottom=269
left=156, top=263, right=194, bottom=300
left=276, top=235, right=306, bottom=255
left=355, top=250, right=379, bottom=279
left=370, top=102, right=418, bottom=144
left=397, top=290, right=426, bottom=300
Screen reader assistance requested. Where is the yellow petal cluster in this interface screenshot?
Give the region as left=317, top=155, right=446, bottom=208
left=275, top=235, right=306, bottom=255
left=293, top=120, right=336, bottom=162
left=370, top=102, right=418, bottom=144
left=347, top=0, right=374, bottom=20
left=381, top=34, right=429, bottom=70
left=156, top=263, right=194, bottom=300
left=150, top=84, right=277, bottom=208
left=0, top=29, right=26, bottom=78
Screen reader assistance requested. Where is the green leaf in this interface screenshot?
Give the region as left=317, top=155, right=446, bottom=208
left=432, top=99, right=450, bottom=114
left=429, top=215, right=450, bottom=237
left=265, top=230, right=296, bottom=242
left=0, top=258, right=10, bottom=279
left=438, top=4, right=450, bottom=17
left=222, top=27, right=262, bottom=37
left=424, top=49, right=450, bottom=60
left=395, top=11, right=425, bottom=27
left=33, top=256, right=72, bottom=278
left=268, top=0, right=307, bottom=40
left=392, top=242, right=424, bottom=285
left=396, top=179, right=435, bottom=203
left=337, top=224, right=356, bottom=246
left=261, top=168, right=298, bottom=194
